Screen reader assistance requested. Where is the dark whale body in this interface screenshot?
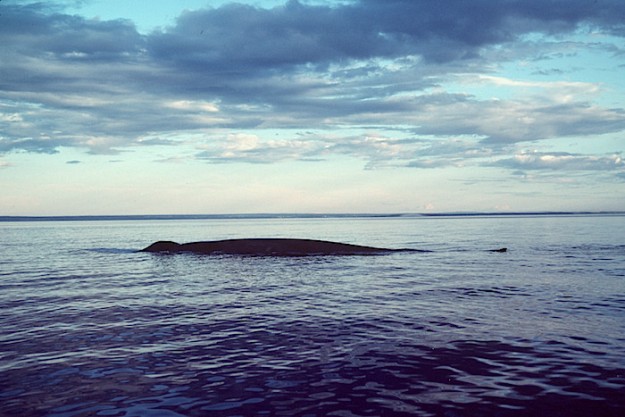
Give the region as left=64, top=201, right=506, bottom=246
left=488, top=247, right=507, bottom=253
left=141, top=238, right=427, bottom=256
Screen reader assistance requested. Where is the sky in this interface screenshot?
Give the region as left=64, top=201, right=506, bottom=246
left=1, top=0, right=624, bottom=215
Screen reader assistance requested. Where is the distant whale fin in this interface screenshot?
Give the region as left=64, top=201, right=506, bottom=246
left=488, top=247, right=507, bottom=253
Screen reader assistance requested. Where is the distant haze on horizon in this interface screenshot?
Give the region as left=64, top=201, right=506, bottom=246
left=1, top=0, right=624, bottom=215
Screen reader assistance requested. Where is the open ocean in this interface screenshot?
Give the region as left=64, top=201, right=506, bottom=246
left=1, top=214, right=624, bottom=417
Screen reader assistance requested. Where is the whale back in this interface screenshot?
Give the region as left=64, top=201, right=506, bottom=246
left=140, top=238, right=415, bottom=256
left=141, top=240, right=181, bottom=252
left=140, top=239, right=502, bottom=256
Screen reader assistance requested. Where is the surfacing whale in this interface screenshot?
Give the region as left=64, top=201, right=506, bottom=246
left=141, top=238, right=427, bottom=256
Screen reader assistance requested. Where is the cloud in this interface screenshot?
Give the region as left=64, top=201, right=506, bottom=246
left=191, top=131, right=500, bottom=171
left=0, top=137, right=64, bottom=154
left=147, top=0, right=625, bottom=70
left=409, top=94, right=625, bottom=144
left=1, top=2, right=143, bottom=62
left=195, top=132, right=309, bottom=164
left=405, top=138, right=494, bottom=169
left=490, top=151, right=624, bottom=171
left=194, top=132, right=412, bottom=165
left=5, top=1, right=624, bottom=70
left=1, top=0, right=625, bottom=160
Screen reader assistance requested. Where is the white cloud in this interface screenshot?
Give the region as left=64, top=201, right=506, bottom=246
left=164, top=100, right=219, bottom=112
left=409, top=95, right=625, bottom=144
left=492, top=151, right=624, bottom=171
left=470, top=75, right=602, bottom=103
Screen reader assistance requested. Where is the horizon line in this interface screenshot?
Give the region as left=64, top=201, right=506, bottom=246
left=1, top=211, right=624, bottom=222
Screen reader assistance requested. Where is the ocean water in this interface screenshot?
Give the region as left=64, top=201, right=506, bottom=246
left=1, top=214, right=624, bottom=417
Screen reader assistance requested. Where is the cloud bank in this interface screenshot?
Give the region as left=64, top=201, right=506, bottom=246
left=1, top=0, right=624, bottom=178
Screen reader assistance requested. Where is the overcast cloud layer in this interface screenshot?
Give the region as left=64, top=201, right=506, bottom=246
left=1, top=0, right=625, bottom=180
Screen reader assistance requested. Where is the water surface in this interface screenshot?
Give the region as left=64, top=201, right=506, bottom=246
left=1, top=215, right=624, bottom=416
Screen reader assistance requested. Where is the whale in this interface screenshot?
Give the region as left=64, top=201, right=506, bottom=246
left=488, top=247, right=507, bottom=253
left=140, top=238, right=428, bottom=256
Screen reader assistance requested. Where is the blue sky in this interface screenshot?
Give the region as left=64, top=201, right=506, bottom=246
left=1, top=0, right=624, bottom=215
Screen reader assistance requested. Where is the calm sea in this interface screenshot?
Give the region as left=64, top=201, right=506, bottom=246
left=1, top=214, right=624, bottom=416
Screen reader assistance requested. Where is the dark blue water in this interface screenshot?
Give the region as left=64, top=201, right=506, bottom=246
left=1, top=215, right=624, bottom=416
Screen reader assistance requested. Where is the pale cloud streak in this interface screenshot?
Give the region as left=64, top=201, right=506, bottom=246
left=493, top=152, right=624, bottom=171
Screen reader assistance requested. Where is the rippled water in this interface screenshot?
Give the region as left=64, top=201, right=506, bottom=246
left=1, top=215, right=624, bottom=416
